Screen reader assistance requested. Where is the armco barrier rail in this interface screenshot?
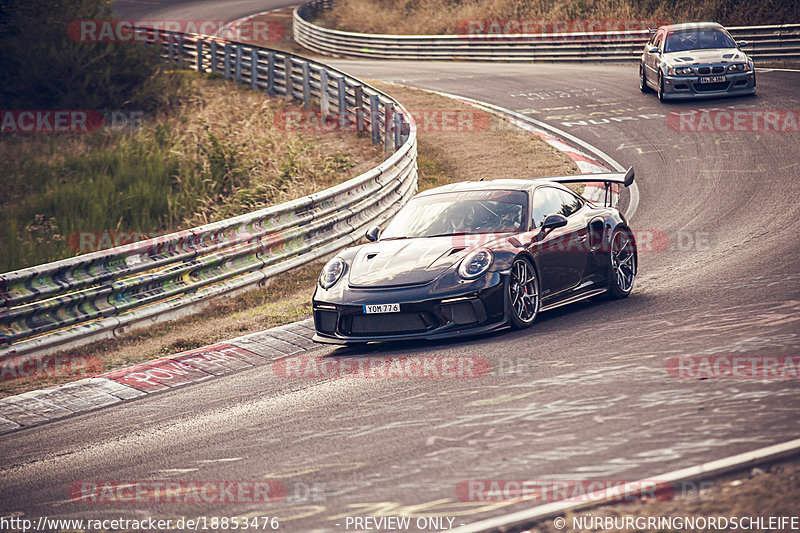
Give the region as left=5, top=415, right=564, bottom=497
left=0, top=29, right=417, bottom=358
left=294, top=0, right=800, bottom=62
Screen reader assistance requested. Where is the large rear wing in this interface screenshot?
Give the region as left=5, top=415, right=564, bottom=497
left=537, top=167, right=634, bottom=207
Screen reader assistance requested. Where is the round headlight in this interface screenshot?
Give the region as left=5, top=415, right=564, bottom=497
left=669, top=66, right=694, bottom=76
left=458, top=249, right=493, bottom=280
left=319, top=257, right=346, bottom=289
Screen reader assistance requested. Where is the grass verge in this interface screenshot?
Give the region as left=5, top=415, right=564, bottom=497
left=316, top=0, right=799, bottom=35
left=0, top=81, right=576, bottom=398
left=0, top=70, right=383, bottom=272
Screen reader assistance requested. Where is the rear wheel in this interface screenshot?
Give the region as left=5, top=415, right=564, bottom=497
left=507, top=257, right=539, bottom=329
left=607, top=228, right=637, bottom=299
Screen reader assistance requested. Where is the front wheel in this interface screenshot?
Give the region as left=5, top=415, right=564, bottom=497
left=639, top=64, right=651, bottom=93
left=607, top=228, right=637, bottom=299
left=506, top=257, right=540, bottom=329
left=657, top=71, right=666, bottom=102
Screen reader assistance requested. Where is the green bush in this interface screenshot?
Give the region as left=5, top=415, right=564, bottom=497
left=0, top=0, right=182, bottom=111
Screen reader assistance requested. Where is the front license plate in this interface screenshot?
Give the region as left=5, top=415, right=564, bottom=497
left=363, top=303, right=401, bottom=314
left=699, top=76, right=726, bottom=83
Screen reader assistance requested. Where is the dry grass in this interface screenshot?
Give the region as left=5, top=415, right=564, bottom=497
left=521, top=458, right=800, bottom=533
left=0, top=82, right=574, bottom=398
left=317, top=0, right=799, bottom=35
left=0, top=70, right=384, bottom=271
left=368, top=81, right=577, bottom=190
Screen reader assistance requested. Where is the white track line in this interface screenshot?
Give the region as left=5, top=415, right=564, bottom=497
left=450, top=437, right=800, bottom=533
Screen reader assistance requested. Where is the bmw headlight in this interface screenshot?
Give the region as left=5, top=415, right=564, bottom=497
left=667, top=66, right=694, bottom=76
left=727, top=63, right=748, bottom=73
left=319, top=257, right=346, bottom=289
left=458, top=249, right=493, bottom=280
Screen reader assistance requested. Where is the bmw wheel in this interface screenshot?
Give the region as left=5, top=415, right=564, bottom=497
left=507, top=257, right=539, bottom=329
left=657, top=71, right=666, bottom=102
left=608, top=228, right=637, bottom=299
left=639, top=64, right=651, bottom=93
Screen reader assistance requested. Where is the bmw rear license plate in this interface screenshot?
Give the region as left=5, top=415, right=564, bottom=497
left=699, top=76, right=726, bottom=83
left=363, top=304, right=400, bottom=314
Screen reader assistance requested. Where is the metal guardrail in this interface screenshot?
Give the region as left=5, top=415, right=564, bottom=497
left=294, top=0, right=800, bottom=62
left=0, top=29, right=418, bottom=358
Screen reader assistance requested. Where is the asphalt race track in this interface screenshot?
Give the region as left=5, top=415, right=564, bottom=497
left=1, top=2, right=799, bottom=531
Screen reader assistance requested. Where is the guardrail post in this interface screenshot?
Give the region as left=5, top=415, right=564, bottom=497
left=384, top=102, right=394, bottom=156
left=179, top=35, right=185, bottom=63
left=284, top=56, right=293, bottom=100
left=267, top=52, right=275, bottom=95
left=210, top=41, right=218, bottom=72
left=394, top=113, right=402, bottom=150
left=235, top=45, right=243, bottom=80
left=301, top=62, right=310, bottom=109
left=250, top=48, right=258, bottom=89
left=319, top=69, right=329, bottom=116
left=224, top=43, right=232, bottom=78
left=196, top=39, right=204, bottom=72
left=168, top=35, right=175, bottom=61
left=370, top=94, right=380, bottom=145
left=337, top=76, right=347, bottom=130
left=353, top=85, right=364, bottom=133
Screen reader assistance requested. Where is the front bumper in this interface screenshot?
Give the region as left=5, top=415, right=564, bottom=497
left=312, top=274, right=507, bottom=344
left=662, top=69, right=756, bottom=99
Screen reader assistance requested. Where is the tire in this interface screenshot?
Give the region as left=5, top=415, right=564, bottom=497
left=657, top=71, right=666, bottom=102
left=607, top=228, right=637, bottom=299
left=639, top=64, right=652, bottom=93
left=506, top=257, right=540, bottom=329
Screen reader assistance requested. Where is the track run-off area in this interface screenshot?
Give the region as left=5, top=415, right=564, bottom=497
left=1, top=1, right=799, bottom=531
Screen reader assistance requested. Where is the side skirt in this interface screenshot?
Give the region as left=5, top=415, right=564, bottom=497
left=540, top=288, right=608, bottom=313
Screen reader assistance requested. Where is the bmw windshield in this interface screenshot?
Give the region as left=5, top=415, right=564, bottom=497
left=664, top=28, right=736, bottom=53
left=381, top=190, right=528, bottom=239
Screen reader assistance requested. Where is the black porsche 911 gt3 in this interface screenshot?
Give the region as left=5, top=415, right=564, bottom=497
left=312, top=169, right=638, bottom=344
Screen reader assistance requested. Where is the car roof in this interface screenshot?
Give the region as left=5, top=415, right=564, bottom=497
left=416, top=178, right=571, bottom=197
left=659, top=22, right=725, bottom=32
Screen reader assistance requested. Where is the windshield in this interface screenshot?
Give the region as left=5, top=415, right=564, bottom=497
left=664, top=28, right=736, bottom=53
left=381, top=190, right=527, bottom=239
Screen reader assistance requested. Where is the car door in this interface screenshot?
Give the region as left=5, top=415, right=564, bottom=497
left=530, top=186, right=588, bottom=298
left=645, top=29, right=664, bottom=80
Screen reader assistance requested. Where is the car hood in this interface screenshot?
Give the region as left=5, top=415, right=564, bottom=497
left=665, top=48, right=746, bottom=65
left=347, top=235, right=500, bottom=288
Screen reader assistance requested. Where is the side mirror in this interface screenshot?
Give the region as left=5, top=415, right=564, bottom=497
left=365, top=225, right=380, bottom=242
left=540, top=214, right=568, bottom=231
left=648, top=46, right=660, bottom=54
left=737, top=40, right=749, bottom=48
left=623, top=166, right=635, bottom=187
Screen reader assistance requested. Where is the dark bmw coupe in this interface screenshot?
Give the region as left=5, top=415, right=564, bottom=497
left=312, top=169, right=638, bottom=344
